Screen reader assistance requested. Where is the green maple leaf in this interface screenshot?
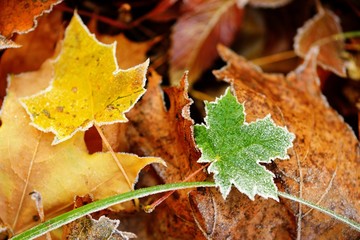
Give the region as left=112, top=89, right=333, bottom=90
left=194, top=88, right=295, bottom=200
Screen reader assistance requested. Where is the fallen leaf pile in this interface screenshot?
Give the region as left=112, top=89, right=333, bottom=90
left=0, top=1, right=359, bottom=239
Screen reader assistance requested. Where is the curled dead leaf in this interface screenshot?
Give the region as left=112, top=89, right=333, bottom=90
left=294, top=7, right=347, bottom=77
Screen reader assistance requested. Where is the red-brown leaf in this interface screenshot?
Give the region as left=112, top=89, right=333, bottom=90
left=169, top=0, right=243, bottom=85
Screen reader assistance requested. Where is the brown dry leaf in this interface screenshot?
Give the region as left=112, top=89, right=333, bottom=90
left=213, top=45, right=360, bottom=239
left=294, top=7, right=347, bottom=77
left=0, top=8, right=64, bottom=103
left=169, top=0, right=243, bottom=86
left=0, top=0, right=63, bottom=46
left=0, top=60, right=163, bottom=234
left=105, top=69, right=203, bottom=183
left=103, top=70, right=207, bottom=238
left=63, top=215, right=136, bottom=240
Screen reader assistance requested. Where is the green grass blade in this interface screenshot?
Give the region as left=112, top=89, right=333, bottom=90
left=278, top=191, right=360, bottom=231
left=11, top=182, right=216, bottom=240
left=11, top=183, right=360, bottom=239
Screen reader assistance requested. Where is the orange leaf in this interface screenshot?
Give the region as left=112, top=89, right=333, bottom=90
left=0, top=0, right=63, bottom=46
left=0, top=9, right=64, bottom=103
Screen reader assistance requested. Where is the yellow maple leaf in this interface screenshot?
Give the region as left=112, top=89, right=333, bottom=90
left=0, top=60, right=164, bottom=233
left=20, top=12, right=149, bottom=144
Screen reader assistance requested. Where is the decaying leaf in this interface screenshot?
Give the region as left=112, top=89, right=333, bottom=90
left=213, top=45, right=360, bottom=239
left=102, top=70, right=207, bottom=238
left=0, top=0, right=63, bottom=47
left=20, top=12, right=149, bottom=144
left=105, top=70, right=205, bottom=184
left=169, top=0, right=243, bottom=85
left=194, top=88, right=295, bottom=200
left=294, top=7, right=347, bottom=77
left=0, top=60, right=164, bottom=233
left=63, top=215, right=136, bottom=240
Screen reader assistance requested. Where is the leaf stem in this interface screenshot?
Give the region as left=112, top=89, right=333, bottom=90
left=251, top=50, right=297, bottom=66
left=313, top=31, right=360, bottom=48
left=12, top=133, right=42, bottom=231
left=278, top=191, right=360, bottom=232
left=94, top=124, right=132, bottom=190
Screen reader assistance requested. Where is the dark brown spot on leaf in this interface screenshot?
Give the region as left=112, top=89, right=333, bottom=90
left=56, top=106, right=64, bottom=112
